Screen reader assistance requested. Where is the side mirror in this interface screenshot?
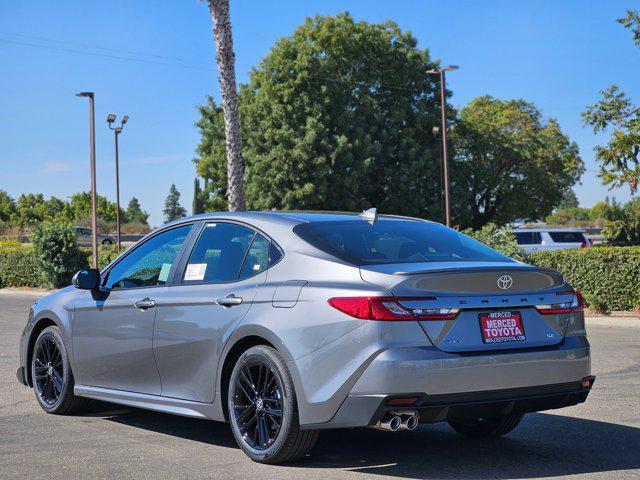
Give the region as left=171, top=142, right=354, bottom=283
left=72, top=269, right=101, bottom=290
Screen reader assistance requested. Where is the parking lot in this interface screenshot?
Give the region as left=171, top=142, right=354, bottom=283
left=1, top=292, right=639, bottom=479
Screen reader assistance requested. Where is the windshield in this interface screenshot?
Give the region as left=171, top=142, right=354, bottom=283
left=293, top=219, right=515, bottom=266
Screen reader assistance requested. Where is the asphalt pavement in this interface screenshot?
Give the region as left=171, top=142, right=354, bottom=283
left=1, top=292, right=639, bottom=479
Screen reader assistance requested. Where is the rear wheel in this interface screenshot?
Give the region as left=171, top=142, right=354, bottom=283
left=31, top=326, right=89, bottom=415
left=101, top=238, right=113, bottom=246
left=227, top=345, right=318, bottom=464
left=448, top=413, right=524, bottom=438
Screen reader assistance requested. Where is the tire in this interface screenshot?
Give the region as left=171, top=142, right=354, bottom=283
left=31, top=326, right=89, bottom=415
left=101, top=239, right=113, bottom=246
left=227, top=345, right=318, bottom=464
left=448, top=413, right=524, bottom=438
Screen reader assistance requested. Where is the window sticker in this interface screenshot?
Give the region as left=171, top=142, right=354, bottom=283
left=184, top=263, right=207, bottom=281
left=158, top=263, right=172, bottom=283
left=253, top=264, right=261, bottom=271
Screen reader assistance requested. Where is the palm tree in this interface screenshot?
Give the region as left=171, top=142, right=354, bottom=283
left=206, top=0, right=246, bottom=211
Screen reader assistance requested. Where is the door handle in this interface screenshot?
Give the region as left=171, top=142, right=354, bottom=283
left=134, top=298, right=156, bottom=310
left=216, top=294, right=243, bottom=307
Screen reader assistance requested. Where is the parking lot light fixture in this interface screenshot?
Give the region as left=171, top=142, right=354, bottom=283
left=427, top=65, right=458, bottom=227
left=108, top=114, right=129, bottom=251
left=76, top=91, right=99, bottom=268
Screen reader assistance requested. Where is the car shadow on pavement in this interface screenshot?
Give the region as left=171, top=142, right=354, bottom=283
left=94, top=402, right=640, bottom=478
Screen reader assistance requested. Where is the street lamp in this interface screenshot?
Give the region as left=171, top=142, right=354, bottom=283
left=76, top=91, right=98, bottom=269
left=432, top=126, right=445, bottom=223
left=107, top=114, right=129, bottom=251
left=427, top=65, right=458, bottom=227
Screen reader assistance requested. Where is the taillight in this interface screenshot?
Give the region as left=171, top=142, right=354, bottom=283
left=327, top=297, right=459, bottom=321
left=535, top=291, right=584, bottom=315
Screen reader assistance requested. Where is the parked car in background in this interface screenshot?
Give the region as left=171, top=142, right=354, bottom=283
left=73, top=226, right=115, bottom=246
left=513, top=228, right=591, bottom=253
left=18, top=212, right=593, bottom=464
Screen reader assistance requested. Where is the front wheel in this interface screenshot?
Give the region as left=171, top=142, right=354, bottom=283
left=448, top=413, right=524, bottom=438
left=101, top=239, right=113, bottom=246
left=227, top=345, right=318, bottom=464
left=31, top=326, right=89, bottom=415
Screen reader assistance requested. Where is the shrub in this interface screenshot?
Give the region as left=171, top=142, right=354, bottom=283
left=529, top=246, right=640, bottom=313
left=0, top=238, right=23, bottom=251
left=461, top=223, right=527, bottom=262
left=0, top=246, right=40, bottom=288
left=30, top=222, right=85, bottom=288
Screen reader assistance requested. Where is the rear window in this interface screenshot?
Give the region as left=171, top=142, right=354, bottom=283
left=548, top=232, right=586, bottom=243
left=293, top=219, right=515, bottom=265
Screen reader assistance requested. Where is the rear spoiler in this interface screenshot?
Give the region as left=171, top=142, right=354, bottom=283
left=392, top=266, right=561, bottom=276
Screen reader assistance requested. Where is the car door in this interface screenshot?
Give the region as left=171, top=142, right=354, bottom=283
left=72, top=224, right=193, bottom=395
left=153, top=221, right=274, bottom=402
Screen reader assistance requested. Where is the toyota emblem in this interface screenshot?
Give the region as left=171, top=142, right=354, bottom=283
left=497, top=275, right=513, bottom=290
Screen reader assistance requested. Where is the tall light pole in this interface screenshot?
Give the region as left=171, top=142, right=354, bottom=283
left=107, top=114, right=129, bottom=251
left=76, top=92, right=98, bottom=268
left=432, top=125, right=445, bottom=223
left=427, top=65, right=458, bottom=227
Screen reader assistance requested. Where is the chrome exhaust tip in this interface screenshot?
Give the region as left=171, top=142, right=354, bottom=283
left=400, top=414, right=418, bottom=430
left=376, top=414, right=402, bottom=431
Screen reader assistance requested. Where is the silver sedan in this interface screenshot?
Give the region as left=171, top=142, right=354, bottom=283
left=17, top=211, right=594, bottom=463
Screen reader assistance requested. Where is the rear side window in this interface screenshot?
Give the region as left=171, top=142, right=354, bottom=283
left=293, top=219, right=514, bottom=265
left=514, top=232, right=542, bottom=245
left=548, top=232, right=586, bottom=243
left=184, top=223, right=254, bottom=283
left=239, top=234, right=270, bottom=279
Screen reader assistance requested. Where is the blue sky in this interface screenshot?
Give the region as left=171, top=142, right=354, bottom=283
left=1, top=0, right=638, bottom=227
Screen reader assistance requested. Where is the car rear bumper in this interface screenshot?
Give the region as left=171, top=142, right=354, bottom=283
left=308, top=376, right=595, bottom=429
left=302, top=335, right=592, bottom=430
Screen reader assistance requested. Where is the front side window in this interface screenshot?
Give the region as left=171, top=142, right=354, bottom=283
left=104, top=225, right=192, bottom=289
left=183, top=223, right=255, bottom=283
left=293, top=219, right=515, bottom=265
left=514, top=232, right=542, bottom=245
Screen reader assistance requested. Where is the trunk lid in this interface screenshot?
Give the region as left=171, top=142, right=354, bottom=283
left=360, top=262, right=572, bottom=353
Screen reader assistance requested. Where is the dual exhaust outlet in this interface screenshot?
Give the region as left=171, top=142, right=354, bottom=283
left=375, top=411, right=419, bottom=431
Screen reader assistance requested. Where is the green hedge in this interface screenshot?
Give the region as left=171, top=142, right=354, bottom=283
left=0, top=243, right=89, bottom=289
left=529, top=246, right=640, bottom=313
left=0, top=245, right=41, bottom=288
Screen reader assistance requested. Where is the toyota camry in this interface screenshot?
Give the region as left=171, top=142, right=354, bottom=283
left=17, top=211, right=594, bottom=463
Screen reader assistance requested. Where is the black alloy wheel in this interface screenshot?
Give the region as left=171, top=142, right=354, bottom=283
left=227, top=345, right=318, bottom=463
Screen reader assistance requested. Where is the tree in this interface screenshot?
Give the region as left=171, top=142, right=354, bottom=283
left=0, top=190, right=16, bottom=225
left=558, top=189, right=579, bottom=209
left=602, top=198, right=640, bottom=245
left=195, top=13, right=442, bottom=217
left=163, top=184, right=187, bottom=223
left=125, top=197, right=149, bottom=225
left=451, top=96, right=584, bottom=228
left=206, top=0, right=246, bottom=212
left=192, top=178, right=205, bottom=215
left=582, top=10, right=640, bottom=192
left=69, top=192, right=122, bottom=224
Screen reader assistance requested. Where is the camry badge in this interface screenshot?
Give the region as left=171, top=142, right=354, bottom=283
left=497, top=275, right=513, bottom=290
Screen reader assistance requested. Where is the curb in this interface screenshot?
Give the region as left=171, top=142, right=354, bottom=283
left=586, top=316, right=640, bottom=328
left=0, top=288, right=58, bottom=298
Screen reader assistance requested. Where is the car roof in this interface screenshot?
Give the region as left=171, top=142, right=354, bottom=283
left=164, top=210, right=429, bottom=228
left=514, top=228, right=586, bottom=233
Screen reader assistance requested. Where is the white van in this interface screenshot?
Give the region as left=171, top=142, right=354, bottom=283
left=513, top=228, right=590, bottom=253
